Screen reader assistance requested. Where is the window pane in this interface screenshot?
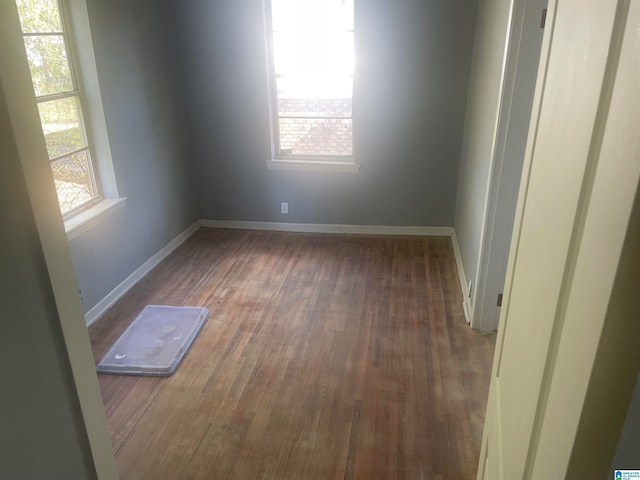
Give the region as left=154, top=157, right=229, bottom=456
left=322, top=31, right=353, bottom=76
left=15, top=0, right=63, bottom=33
left=272, top=31, right=299, bottom=76
left=279, top=118, right=352, bottom=156
left=323, top=0, right=354, bottom=32
left=23, top=35, right=74, bottom=96
left=271, top=0, right=299, bottom=32
left=278, top=98, right=351, bottom=117
left=37, top=96, right=86, bottom=158
left=271, top=0, right=353, bottom=32
left=51, top=150, right=97, bottom=214
left=273, top=31, right=353, bottom=77
left=270, top=0, right=354, bottom=159
left=277, top=76, right=352, bottom=99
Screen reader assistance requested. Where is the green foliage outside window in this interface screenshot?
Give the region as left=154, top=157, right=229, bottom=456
left=16, top=0, right=98, bottom=214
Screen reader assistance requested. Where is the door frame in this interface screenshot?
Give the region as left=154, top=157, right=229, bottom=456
left=471, top=0, right=547, bottom=332
left=0, top=3, right=117, bottom=478
left=477, top=0, right=640, bottom=476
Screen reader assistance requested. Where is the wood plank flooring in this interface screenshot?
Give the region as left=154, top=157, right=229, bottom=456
left=89, top=228, right=496, bottom=480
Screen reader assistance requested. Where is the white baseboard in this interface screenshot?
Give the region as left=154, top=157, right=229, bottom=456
left=452, top=229, right=472, bottom=324
left=84, top=222, right=201, bottom=326
left=198, top=219, right=454, bottom=237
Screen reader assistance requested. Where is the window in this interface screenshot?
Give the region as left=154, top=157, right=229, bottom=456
left=265, top=0, right=358, bottom=171
left=15, top=0, right=101, bottom=218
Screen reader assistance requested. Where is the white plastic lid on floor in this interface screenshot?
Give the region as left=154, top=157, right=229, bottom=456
left=97, top=305, right=209, bottom=376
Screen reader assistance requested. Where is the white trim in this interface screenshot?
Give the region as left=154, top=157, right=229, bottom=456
left=469, top=0, right=516, bottom=327
left=471, top=0, right=545, bottom=332
left=267, top=159, right=361, bottom=173
left=65, top=198, right=126, bottom=241
left=457, top=0, right=517, bottom=330
left=199, top=219, right=453, bottom=237
left=452, top=229, right=472, bottom=324
left=67, top=0, right=119, bottom=200
left=85, top=222, right=200, bottom=326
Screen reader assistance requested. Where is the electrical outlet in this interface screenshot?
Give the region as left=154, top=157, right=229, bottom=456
left=281, top=202, right=288, bottom=214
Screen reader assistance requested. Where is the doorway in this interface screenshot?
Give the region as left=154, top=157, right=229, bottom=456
left=471, top=0, right=547, bottom=332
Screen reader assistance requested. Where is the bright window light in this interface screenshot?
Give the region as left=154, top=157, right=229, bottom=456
left=268, top=0, right=354, bottom=158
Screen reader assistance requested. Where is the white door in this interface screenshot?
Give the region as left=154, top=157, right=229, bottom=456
left=478, top=0, right=640, bottom=478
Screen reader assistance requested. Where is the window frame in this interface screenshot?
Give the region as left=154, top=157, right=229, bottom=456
left=60, top=0, right=107, bottom=219
left=15, top=0, right=125, bottom=237
left=17, top=0, right=102, bottom=219
left=263, top=0, right=360, bottom=172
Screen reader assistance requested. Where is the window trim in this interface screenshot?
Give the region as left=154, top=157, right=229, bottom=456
left=65, top=197, right=126, bottom=241
left=267, top=158, right=360, bottom=173
left=57, top=0, right=103, bottom=219
left=14, top=0, right=124, bottom=231
left=262, top=0, right=359, bottom=172
left=64, top=0, right=125, bottom=232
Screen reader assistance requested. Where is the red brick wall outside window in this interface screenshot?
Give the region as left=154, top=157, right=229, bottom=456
left=278, top=98, right=352, bottom=156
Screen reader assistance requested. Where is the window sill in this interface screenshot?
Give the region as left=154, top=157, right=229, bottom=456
left=65, top=198, right=126, bottom=241
left=267, top=159, right=360, bottom=173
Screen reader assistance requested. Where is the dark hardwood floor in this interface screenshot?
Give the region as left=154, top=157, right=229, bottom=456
left=89, top=227, right=496, bottom=480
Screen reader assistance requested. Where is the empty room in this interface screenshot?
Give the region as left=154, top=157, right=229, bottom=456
left=2, top=0, right=639, bottom=479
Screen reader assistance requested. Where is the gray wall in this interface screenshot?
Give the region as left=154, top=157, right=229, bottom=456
left=67, top=0, right=199, bottom=312
left=0, top=79, right=96, bottom=480
left=454, top=0, right=513, bottom=293
left=68, top=0, right=480, bottom=312
left=176, top=0, right=477, bottom=226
